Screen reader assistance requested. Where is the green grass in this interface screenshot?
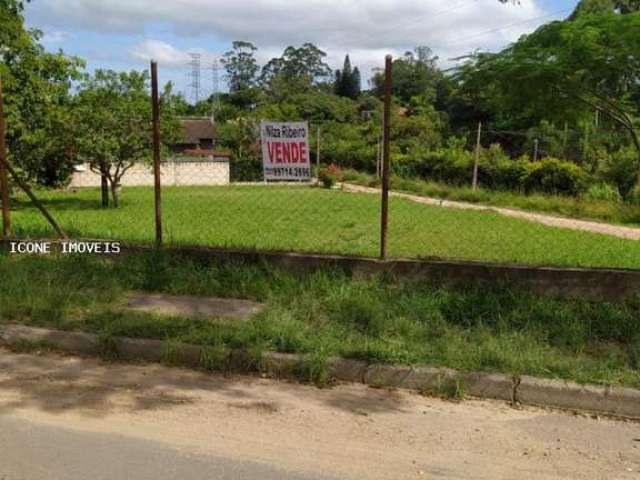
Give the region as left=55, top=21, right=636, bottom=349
left=343, top=169, right=640, bottom=226
left=10, top=184, right=640, bottom=269
left=1, top=250, right=639, bottom=388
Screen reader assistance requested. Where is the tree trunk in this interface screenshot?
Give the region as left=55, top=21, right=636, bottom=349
left=110, top=181, right=121, bottom=208
left=630, top=128, right=640, bottom=187
left=100, top=174, right=109, bottom=208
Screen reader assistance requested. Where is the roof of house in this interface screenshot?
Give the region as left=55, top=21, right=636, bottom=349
left=178, top=117, right=216, bottom=144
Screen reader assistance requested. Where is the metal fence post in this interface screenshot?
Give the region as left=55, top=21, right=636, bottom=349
left=0, top=76, right=11, bottom=238
left=151, top=61, right=163, bottom=247
left=380, top=55, right=392, bottom=261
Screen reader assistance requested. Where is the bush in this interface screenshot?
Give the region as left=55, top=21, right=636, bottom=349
left=522, top=158, right=589, bottom=196
left=230, top=155, right=262, bottom=182
left=318, top=164, right=342, bottom=189
left=582, top=183, right=622, bottom=203
left=626, top=184, right=640, bottom=206
left=599, top=147, right=639, bottom=200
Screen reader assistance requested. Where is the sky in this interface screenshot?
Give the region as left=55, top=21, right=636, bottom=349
left=25, top=0, right=580, bottom=100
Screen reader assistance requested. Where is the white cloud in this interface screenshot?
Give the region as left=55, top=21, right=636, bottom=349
left=130, top=40, right=191, bottom=68
left=40, top=30, right=72, bottom=45
left=26, top=0, right=568, bottom=82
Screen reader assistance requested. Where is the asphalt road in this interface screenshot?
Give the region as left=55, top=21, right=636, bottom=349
left=0, top=416, right=331, bottom=480
left=0, top=348, right=638, bottom=480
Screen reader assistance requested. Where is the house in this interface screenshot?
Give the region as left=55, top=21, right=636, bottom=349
left=171, top=117, right=217, bottom=154
left=69, top=116, right=231, bottom=188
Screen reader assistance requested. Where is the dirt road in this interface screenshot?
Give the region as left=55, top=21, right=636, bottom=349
left=344, top=184, right=640, bottom=241
left=0, top=348, right=638, bottom=479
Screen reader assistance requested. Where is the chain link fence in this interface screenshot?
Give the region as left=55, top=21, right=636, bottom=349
left=3, top=61, right=640, bottom=271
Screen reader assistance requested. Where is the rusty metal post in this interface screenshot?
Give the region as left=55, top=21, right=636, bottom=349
left=0, top=76, right=11, bottom=238
left=379, top=55, right=392, bottom=260
left=151, top=61, right=163, bottom=247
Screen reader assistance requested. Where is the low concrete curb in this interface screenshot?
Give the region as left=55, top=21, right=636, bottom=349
left=1, top=324, right=638, bottom=419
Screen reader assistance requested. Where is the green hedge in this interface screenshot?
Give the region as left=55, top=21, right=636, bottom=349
left=395, top=144, right=590, bottom=196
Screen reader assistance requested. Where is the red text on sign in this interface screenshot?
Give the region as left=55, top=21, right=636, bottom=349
left=267, top=141, right=308, bottom=164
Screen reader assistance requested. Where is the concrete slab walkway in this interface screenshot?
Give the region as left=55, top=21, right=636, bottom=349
left=122, top=292, right=264, bottom=321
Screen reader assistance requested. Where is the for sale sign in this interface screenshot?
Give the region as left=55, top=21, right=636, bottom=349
left=260, top=120, right=311, bottom=181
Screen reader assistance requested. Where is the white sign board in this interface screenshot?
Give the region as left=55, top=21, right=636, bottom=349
left=260, top=120, right=311, bottom=181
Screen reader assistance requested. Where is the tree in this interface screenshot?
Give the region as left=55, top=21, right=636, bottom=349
left=74, top=70, right=180, bottom=207
left=456, top=12, right=640, bottom=178
left=334, top=55, right=361, bottom=100
left=1, top=0, right=84, bottom=186
left=569, top=0, right=639, bottom=17
left=221, top=41, right=259, bottom=92
left=371, top=47, right=442, bottom=104
left=260, top=43, right=332, bottom=88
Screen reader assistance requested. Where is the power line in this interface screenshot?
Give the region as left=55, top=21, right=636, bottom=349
left=349, top=0, right=481, bottom=47
left=445, top=7, right=572, bottom=50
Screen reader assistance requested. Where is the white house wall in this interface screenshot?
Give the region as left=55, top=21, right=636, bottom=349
left=70, top=160, right=230, bottom=188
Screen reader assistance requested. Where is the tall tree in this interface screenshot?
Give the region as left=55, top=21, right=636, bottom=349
left=371, top=47, right=442, bottom=104
left=334, top=55, right=361, bottom=100
left=221, top=41, right=259, bottom=93
left=260, top=43, right=332, bottom=88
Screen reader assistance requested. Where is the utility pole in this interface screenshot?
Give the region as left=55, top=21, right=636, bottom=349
left=533, top=138, right=539, bottom=162
left=0, top=76, right=11, bottom=238
left=472, top=121, right=481, bottom=191
left=380, top=55, right=392, bottom=261
left=376, top=133, right=381, bottom=180
left=151, top=61, right=163, bottom=247
left=316, top=126, right=321, bottom=174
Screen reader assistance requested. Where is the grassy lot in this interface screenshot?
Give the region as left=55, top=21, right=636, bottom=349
left=10, top=185, right=640, bottom=269
left=1, top=250, right=639, bottom=388
left=343, top=169, right=640, bottom=226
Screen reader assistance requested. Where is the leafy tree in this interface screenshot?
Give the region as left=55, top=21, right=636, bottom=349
left=1, top=0, right=84, bottom=186
left=456, top=12, right=640, bottom=179
left=569, top=0, right=639, bottom=17
left=260, top=43, right=332, bottom=88
left=73, top=70, right=180, bottom=207
left=334, top=55, right=361, bottom=100
left=221, top=41, right=259, bottom=92
left=371, top=46, right=443, bottom=104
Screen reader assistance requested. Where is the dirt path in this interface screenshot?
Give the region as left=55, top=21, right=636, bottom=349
left=0, top=348, right=638, bottom=479
left=344, top=184, right=640, bottom=241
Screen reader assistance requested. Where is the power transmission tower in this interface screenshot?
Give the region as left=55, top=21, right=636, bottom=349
left=188, top=53, right=201, bottom=104
left=210, top=58, right=221, bottom=122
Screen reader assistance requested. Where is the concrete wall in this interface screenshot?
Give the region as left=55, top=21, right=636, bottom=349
left=2, top=239, right=639, bottom=302
left=69, top=160, right=230, bottom=188
left=119, top=246, right=640, bottom=303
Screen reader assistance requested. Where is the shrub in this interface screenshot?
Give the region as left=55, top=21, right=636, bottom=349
left=318, top=164, right=342, bottom=189
left=626, top=184, right=640, bottom=206
left=491, top=156, right=529, bottom=191
left=582, top=183, right=622, bottom=203
left=522, top=158, right=589, bottom=196
left=596, top=147, right=639, bottom=199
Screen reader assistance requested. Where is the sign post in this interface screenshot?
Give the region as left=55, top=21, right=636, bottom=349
left=151, top=61, right=162, bottom=247
left=260, top=121, right=311, bottom=182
